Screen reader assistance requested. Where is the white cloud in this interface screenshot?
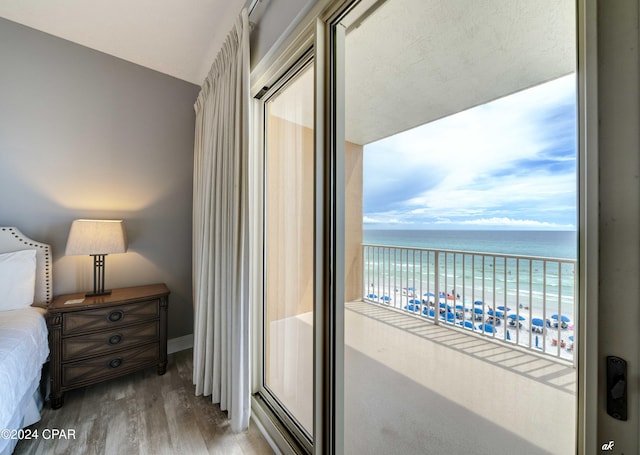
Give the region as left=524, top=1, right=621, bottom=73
left=454, top=217, right=575, bottom=229
left=363, top=74, right=577, bottom=229
left=363, top=215, right=403, bottom=224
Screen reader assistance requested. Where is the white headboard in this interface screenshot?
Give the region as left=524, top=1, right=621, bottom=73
left=0, top=227, right=52, bottom=306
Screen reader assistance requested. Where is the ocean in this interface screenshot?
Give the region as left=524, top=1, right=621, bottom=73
left=362, top=229, right=577, bottom=259
left=361, top=229, right=578, bottom=324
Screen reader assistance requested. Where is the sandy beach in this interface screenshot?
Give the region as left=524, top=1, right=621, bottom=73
left=365, top=285, right=575, bottom=361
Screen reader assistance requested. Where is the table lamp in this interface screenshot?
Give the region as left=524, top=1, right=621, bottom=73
left=65, top=219, right=128, bottom=296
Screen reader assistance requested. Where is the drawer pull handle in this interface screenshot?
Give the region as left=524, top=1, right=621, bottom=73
left=108, top=334, right=123, bottom=345
left=109, top=358, right=122, bottom=368
left=108, top=310, right=124, bottom=322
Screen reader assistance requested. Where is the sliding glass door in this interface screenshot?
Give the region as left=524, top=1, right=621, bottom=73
left=261, top=56, right=315, bottom=449
left=253, top=0, right=595, bottom=453
left=334, top=0, right=579, bottom=453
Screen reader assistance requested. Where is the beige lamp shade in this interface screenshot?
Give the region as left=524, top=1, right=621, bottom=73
left=65, top=219, right=128, bottom=255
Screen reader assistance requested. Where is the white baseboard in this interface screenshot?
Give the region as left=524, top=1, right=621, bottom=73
left=167, top=333, right=194, bottom=354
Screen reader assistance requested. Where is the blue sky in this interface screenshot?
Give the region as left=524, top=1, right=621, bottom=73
left=363, top=74, right=577, bottom=230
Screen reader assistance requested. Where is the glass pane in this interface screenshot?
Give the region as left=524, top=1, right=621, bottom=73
left=264, top=62, right=314, bottom=436
left=340, top=0, right=577, bottom=453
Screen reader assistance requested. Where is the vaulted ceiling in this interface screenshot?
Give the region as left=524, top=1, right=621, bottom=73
left=0, top=0, right=245, bottom=85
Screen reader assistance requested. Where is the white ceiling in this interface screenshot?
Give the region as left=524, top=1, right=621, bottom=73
left=344, top=0, right=576, bottom=145
left=0, top=0, right=246, bottom=85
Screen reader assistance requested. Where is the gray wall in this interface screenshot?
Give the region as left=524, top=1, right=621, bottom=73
left=0, top=18, right=200, bottom=339
left=597, top=0, right=640, bottom=452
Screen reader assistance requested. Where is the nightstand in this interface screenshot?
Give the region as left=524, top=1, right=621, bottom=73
left=47, top=283, right=170, bottom=409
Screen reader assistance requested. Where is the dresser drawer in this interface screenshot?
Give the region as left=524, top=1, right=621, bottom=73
left=62, top=299, right=159, bottom=335
left=62, top=342, right=160, bottom=388
left=62, top=320, right=159, bottom=361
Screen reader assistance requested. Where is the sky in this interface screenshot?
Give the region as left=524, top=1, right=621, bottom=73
left=362, top=74, right=577, bottom=231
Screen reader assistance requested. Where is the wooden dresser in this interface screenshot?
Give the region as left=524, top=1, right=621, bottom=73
left=47, top=283, right=170, bottom=409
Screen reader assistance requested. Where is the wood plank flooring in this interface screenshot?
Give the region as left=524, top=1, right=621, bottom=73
left=14, top=349, right=274, bottom=455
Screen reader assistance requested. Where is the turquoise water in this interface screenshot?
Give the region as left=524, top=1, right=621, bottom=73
left=363, top=229, right=577, bottom=259
left=362, top=230, right=577, bottom=319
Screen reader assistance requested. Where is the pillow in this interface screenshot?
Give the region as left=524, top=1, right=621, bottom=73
left=0, top=249, right=37, bottom=311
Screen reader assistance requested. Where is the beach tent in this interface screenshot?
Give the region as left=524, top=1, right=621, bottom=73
left=424, top=308, right=436, bottom=317
left=477, top=324, right=495, bottom=333
left=457, top=321, right=474, bottom=329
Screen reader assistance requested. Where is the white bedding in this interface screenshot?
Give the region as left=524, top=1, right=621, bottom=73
left=0, top=307, right=48, bottom=435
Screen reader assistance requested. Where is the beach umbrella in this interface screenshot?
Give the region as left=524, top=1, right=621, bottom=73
left=408, top=299, right=421, bottom=304
left=367, top=293, right=378, bottom=299
left=380, top=296, right=391, bottom=302
left=472, top=308, right=484, bottom=315
left=569, top=335, right=574, bottom=341
left=551, top=314, right=571, bottom=323
left=532, top=318, right=544, bottom=327
left=508, top=314, right=526, bottom=321
left=424, top=308, right=435, bottom=317
left=424, top=292, right=435, bottom=297
left=446, top=294, right=456, bottom=301
left=498, top=306, right=511, bottom=312
left=477, top=324, right=495, bottom=333
left=506, top=330, right=511, bottom=341
left=487, top=309, right=504, bottom=318
left=535, top=335, right=539, bottom=348
left=474, top=300, right=484, bottom=306
left=443, top=312, right=455, bottom=322
left=455, top=305, right=465, bottom=311
left=404, top=304, right=419, bottom=312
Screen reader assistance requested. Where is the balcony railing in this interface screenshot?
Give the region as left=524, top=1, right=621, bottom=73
left=362, top=243, right=577, bottom=363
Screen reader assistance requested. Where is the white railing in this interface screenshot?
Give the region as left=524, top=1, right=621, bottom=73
left=362, top=243, right=577, bottom=363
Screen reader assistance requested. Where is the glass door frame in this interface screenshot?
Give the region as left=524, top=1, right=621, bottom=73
left=257, top=48, right=316, bottom=454
left=249, top=0, right=599, bottom=453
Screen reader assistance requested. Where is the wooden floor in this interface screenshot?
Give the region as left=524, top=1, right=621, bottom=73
left=14, top=349, right=274, bottom=455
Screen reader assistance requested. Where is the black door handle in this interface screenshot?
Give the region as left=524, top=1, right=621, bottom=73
left=606, top=356, right=627, bottom=421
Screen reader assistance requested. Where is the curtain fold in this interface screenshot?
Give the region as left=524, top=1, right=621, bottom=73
left=192, top=7, right=250, bottom=432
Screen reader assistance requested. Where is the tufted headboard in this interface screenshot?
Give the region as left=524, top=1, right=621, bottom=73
left=0, top=227, right=52, bottom=306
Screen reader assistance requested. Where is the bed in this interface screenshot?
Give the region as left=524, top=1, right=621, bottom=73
left=0, top=227, right=51, bottom=455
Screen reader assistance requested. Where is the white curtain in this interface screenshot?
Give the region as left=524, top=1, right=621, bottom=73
left=192, top=8, right=250, bottom=432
